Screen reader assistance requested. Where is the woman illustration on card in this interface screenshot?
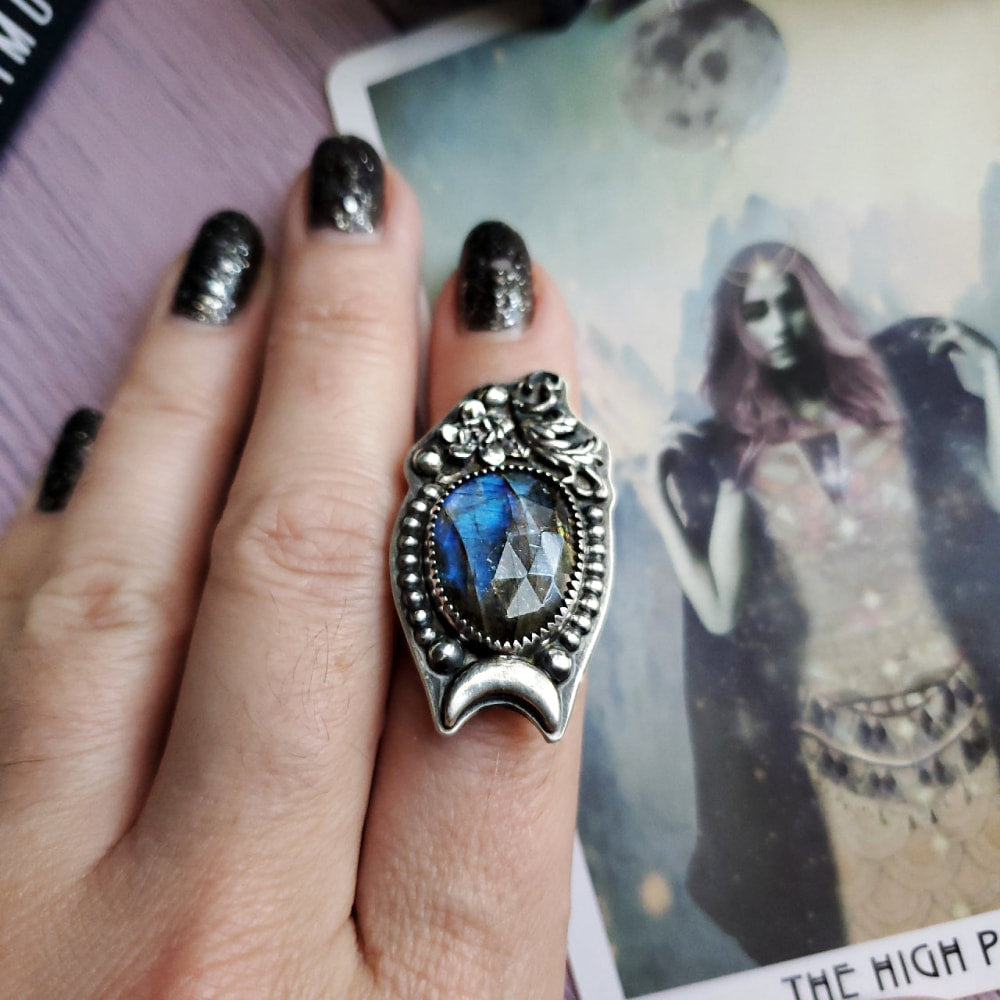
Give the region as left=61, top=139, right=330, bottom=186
left=659, top=241, right=1000, bottom=964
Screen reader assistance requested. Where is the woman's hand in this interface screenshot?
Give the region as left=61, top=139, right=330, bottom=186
left=927, top=318, right=1000, bottom=510
left=927, top=318, right=1000, bottom=367
left=0, top=136, right=582, bottom=1000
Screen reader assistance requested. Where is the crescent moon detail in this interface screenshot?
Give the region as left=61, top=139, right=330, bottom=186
left=443, top=659, right=561, bottom=734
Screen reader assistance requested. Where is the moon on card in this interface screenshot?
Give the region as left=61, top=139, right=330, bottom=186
left=620, top=0, right=787, bottom=149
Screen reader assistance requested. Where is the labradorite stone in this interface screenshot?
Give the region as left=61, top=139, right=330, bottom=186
left=432, top=470, right=576, bottom=643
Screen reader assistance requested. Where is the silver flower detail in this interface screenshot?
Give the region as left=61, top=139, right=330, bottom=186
left=439, top=399, right=522, bottom=467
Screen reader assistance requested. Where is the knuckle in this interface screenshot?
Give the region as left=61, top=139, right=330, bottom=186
left=115, top=357, right=222, bottom=432
left=21, top=554, right=175, bottom=651
left=270, top=287, right=400, bottom=381
left=212, top=478, right=391, bottom=605
left=287, top=281, right=392, bottom=340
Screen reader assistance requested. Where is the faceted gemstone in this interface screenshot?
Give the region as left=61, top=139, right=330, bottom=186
left=432, top=470, right=576, bottom=644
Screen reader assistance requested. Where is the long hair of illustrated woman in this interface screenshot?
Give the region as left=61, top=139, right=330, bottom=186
left=704, top=242, right=899, bottom=480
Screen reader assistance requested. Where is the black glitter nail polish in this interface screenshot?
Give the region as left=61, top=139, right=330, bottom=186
left=172, top=211, right=264, bottom=326
left=458, top=221, right=535, bottom=333
left=308, top=135, right=385, bottom=234
left=37, top=408, right=103, bottom=513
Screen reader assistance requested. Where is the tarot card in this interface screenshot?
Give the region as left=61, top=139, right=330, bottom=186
left=329, top=2, right=1000, bottom=997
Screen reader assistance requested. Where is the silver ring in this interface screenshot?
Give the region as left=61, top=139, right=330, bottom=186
left=391, top=371, right=614, bottom=741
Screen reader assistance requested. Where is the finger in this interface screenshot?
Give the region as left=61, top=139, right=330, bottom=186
left=144, top=139, right=421, bottom=923
left=359, top=222, right=585, bottom=998
left=0, top=212, right=268, bottom=856
left=431, top=220, right=575, bottom=407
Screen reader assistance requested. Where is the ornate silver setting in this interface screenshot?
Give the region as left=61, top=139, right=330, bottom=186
left=391, top=371, right=614, bottom=741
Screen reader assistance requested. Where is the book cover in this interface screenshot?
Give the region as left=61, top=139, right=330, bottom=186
left=0, top=0, right=96, bottom=153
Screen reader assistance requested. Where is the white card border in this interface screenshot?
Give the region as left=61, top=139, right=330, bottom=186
left=571, top=835, right=627, bottom=999
left=326, top=1, right=535, bottom=154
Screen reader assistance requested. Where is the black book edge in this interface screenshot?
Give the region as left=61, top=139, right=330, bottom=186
left=0, top=0, right=99, bottom=156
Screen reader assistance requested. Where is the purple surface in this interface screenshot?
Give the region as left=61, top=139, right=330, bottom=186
left=0, top=3, right=578, bottom=996
left=0, top=0, right=388, bottom=523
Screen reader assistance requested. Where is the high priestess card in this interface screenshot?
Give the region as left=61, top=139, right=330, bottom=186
left=328, top=3, right=1000, bottom=998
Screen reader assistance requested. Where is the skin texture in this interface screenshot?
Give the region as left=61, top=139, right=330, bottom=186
left=0, top=142, right=581, bottom=1000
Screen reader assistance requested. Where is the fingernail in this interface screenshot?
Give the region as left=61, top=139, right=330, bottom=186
left=308, top=135, right=385, bottom=234
left=458, top=221, right=535, bottom=333
left=172, top=210, right=264, bottom=325
left=37, top=408, right=103, bottom=513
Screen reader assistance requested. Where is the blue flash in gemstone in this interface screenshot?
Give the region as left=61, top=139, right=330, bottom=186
left=432, top=470, right=576, bottom=644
